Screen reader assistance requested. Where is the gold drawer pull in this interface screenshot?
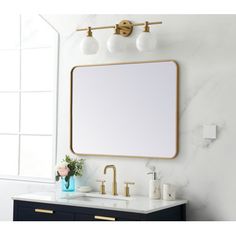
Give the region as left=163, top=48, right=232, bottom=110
left=35, top=208, right=54, bottom=214
left=94, top=215, right=116, bottom=221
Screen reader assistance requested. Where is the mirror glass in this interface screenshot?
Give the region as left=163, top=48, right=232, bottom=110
left=71, top=61, right=178, bottom=159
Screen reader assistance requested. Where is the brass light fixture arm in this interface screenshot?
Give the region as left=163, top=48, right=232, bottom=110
left=76, top=20, right=162, bottom=37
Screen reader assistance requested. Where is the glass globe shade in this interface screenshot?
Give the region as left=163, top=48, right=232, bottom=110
left=136, top=32, right=157, bottom=52
left=107, top=34, right=126, bottom=53
left=80, top=36, right=99, bottom=55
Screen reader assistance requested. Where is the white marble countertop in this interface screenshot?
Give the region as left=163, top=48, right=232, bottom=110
left=12, top=192, right=187, bottom=214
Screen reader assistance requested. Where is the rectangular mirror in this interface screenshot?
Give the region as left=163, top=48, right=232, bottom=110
left=70, top=60, right=179, bottom=159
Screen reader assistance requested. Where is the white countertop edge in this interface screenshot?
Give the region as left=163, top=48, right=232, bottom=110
left=12, top=195, right=187, bottom=214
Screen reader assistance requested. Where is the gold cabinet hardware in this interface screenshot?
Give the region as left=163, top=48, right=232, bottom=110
left=94, top=215, right=116, bottom=221
left=34, top=208, right=54, bottom=214
left=96, top=179, right=106, bottom=194
left=124, top=182, right=135, bottom=197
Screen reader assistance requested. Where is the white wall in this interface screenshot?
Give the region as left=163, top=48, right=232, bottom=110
left=1, top=14, right=236, bottom=220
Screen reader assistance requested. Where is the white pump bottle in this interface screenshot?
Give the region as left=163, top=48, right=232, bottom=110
left=147, top=171, right=161, bottom=199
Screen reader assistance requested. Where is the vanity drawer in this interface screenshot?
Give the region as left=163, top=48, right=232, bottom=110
left=75, top=206, right=142, bottom=221
left=75, top=212, right=139, bottom=221
left=14, top=201, right=74, bottom=221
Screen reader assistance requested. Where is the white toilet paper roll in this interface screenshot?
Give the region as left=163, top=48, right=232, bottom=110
left=162, top=183, right=176, bottom=201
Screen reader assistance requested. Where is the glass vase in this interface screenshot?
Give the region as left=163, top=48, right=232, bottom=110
left=61, top=176, right=75, bottom=192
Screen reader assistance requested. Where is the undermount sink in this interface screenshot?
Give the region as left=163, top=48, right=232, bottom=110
left=60, top=192, right=134, bottom=202
left=86, top=192, right=134, bottom=201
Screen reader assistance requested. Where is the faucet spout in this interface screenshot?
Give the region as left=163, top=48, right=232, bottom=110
left=103, top=165, right=118, bottom=196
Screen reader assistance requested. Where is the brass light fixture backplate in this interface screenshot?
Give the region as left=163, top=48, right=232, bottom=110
left=118, top=20, right=133, bottom=37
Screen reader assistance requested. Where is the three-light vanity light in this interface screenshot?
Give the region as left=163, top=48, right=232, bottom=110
left=77, top=20, right=162, bottom=55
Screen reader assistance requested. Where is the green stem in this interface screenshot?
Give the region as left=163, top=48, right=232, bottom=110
left=65, top=177, right=70, bottom=189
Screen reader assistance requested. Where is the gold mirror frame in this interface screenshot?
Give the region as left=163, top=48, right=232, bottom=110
left=70, top=60, right=179, bottom=159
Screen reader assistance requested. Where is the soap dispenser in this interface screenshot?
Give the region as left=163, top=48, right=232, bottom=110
left=147, top=170, right=161, bottom=199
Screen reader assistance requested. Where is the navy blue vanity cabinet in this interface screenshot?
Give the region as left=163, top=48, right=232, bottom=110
left=13, top=200, right=186, bottom=221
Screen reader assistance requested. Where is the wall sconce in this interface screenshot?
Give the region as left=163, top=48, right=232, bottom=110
left=107, top=24, right=127, bottom=53
left=76, top=20, right=162, bottom=55
left=136, top=21, right=157, bottom=52
left=80, top=27, right=99, bottom=55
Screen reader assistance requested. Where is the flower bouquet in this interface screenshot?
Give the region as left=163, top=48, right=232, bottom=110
left=56, top=155, right=84, bottom=192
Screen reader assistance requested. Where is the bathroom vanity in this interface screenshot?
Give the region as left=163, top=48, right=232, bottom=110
left=13, top=192, right=187, bottom=221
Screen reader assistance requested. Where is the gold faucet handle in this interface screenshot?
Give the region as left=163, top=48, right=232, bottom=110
left=96, top=179, right=106, bottom=195
left=124, top=182, right=135, bottom=197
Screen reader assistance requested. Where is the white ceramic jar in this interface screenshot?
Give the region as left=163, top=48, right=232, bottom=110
left=162, top=183, right=176, bottom=201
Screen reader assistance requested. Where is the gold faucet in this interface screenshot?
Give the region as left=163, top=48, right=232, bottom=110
left=104, top=165, right=118, bottom=196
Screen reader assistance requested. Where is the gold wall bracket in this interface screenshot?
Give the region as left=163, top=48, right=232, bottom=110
left=118, top=20, right=133, bottom=37
left=76, top=19, right=162, bottom=37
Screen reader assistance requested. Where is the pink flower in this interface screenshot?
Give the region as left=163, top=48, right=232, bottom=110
left=57, top=162, right=70, bottom=177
